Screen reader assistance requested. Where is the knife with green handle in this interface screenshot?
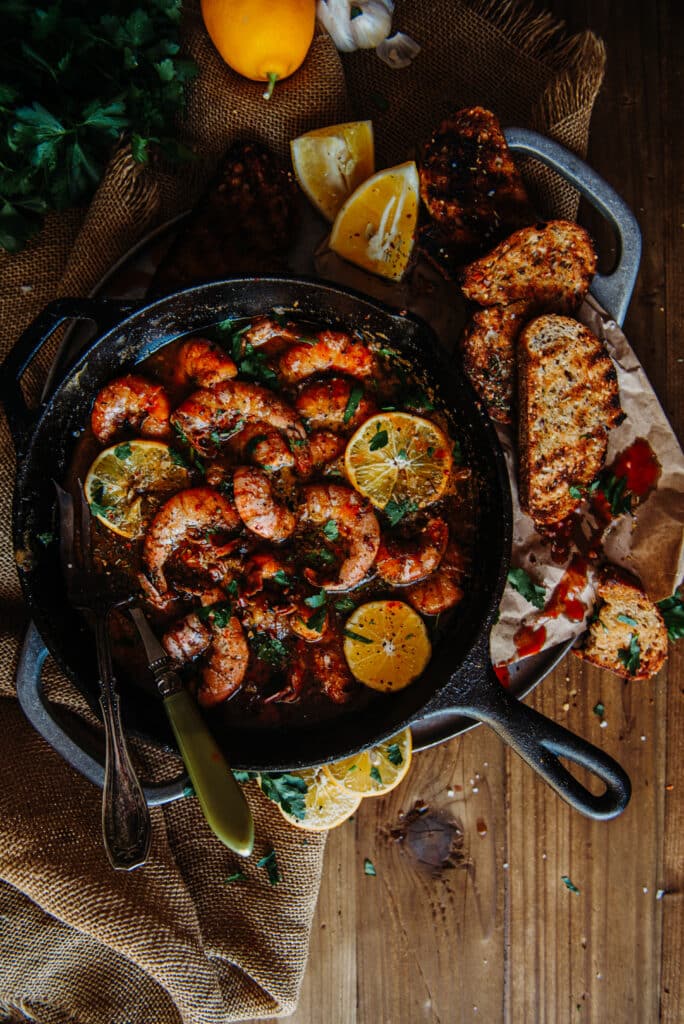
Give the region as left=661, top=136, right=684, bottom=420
left=129, top=606, right=254, bottom=857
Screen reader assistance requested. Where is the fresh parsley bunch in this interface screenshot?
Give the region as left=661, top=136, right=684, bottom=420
left=0, top=0, right=198, bottom=252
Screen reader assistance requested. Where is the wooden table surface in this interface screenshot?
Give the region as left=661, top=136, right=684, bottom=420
left=255, top=3, right=683, bottom=1021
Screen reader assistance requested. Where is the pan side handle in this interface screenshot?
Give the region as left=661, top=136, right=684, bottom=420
left=504, top=127, right=641, bottom=328
left=459, top=663, right=631, bottom=820
left=0, top=297, right=136, bottom=457
left=16, top=622, right=189, bottom=807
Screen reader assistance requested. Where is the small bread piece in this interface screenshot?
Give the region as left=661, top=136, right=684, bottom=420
left=574, top=567, right=668, bottom=680
left=461, top=220, right=597, bottom=312
left=518, top=314, right=623, bottom=526
left=149, top=140, right=296, bottom=296
left=460, top=304, right=527, bottom=424
left=418, top=106, right=534, bottom=274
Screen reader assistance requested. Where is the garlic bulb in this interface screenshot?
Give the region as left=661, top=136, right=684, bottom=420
left=317, top=0, right=394, bottom=52
left=376, top=31, right=421, bottom=69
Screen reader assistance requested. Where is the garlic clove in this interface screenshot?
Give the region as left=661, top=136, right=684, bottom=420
left=376, top=31, right=421, bottom=69
left=317, top=0, right=394, bottom=52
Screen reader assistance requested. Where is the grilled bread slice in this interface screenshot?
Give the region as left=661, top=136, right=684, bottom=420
left=149, top=140, right=297, bottom=296
left=518, top=314, right=623, bottom=526
left=460, top=303, right=527, bottom=424
left=574, top=567, right=668, bottom=679
left=418, top=106, right=534, bottom=274
left=461, top=220, right=597, bottom=312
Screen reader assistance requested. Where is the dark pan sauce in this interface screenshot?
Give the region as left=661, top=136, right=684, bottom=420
left=66, top=314, right=477, bottom=731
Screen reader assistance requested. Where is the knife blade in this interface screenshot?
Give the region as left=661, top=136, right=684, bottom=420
left=129, top=607, right=254, bottom=857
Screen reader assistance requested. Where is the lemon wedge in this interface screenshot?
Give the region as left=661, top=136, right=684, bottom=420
left=291, top=120, right=375, bottom=222
left=329, top=161, right=419, bottom=280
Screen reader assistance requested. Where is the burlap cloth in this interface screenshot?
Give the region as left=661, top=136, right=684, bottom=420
left=0, top=3, right=605, bottom=1021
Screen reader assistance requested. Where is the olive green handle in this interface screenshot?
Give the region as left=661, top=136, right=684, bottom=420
left=163, top=690, right=254, bottom=857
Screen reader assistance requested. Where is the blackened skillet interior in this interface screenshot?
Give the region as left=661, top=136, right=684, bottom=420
left=12, top=276, right=511, bottom=770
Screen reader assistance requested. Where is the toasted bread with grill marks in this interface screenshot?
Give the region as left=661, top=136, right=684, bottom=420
left=460, top=303, right=527, bottom=424
left=418, top=107, right=534, bottom=275
left=461, top=220, right=597, bottom=312
left=149, top=141, right=297, bottom=297
left=518, top=314, right=623, bottom=526
left=574, top=566, right=668, bottom=680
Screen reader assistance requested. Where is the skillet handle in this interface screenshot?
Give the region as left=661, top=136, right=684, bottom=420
left=461, top=664, right=631, bottom=820
left=0, top=297, right=136, bottom=457
left=504, top=127, right=641, bottom=327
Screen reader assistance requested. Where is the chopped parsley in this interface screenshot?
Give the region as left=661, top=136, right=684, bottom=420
left=169, top=447, right=192, bottom=469
left=305, top=547, right=336, bottom=567
left=593, top=702, right=605, bottom=718
left=273, top=570, right=294, bottom=587
left=197, top=602, right=232, bottom=628
left=401, top=387, right=434, bottom=412
left=364, top=858, right=377, bottom=876
left=507, top=568, right=546, bottom=610
left=36, top=531, right=54, bottom=546
left=304, top=589, right=327, bottom=609
left=305, top=606, right=327, bottom=633
left=617, top=613, right=638, bottom=628
left=657, top=591, right=684, bottom=642
left=384, top=497, right=417, bottom=526
left=251, top=632, right=288, bottom=668
left=232, top=769, right=257, bottom=783
left=344, top=628, right=374, bottom=645
left=386, top=743, right=403, bottom=766
left=594, top=471, right=633, bottom=516
left=569, top=484, right=582, bottom=500
left=369, top=427, right=388, bottom=451
left=370, top=765, right=383, bottom=785
left=225, top=871, right=247, bottom=884
left=617, top=633, right=641, bottom=675
left=452, top=439, right=463, bottom=465
left=114, top=442, right=132, bottom=461
left=561, top=875, right=580, bottom=894
left=257, top=847, right=281, bottom=885
left=343, top=384, right=364, bottom=424
left=334, top=597, right=356, bottom=615
left=89, top=499, right=114, bottom=520
left=322, top=518, right=339, bottom=541
left=258, top=772, right=308, bottom=820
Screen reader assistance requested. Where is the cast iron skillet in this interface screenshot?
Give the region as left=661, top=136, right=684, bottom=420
left=0, top=276, right=631, bottom=819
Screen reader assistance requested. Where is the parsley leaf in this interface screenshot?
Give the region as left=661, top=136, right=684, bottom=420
left=334, top=597, right=356, bottom=615
left=257, top=847, right=281, bottom=885
left=401, top=387, right=434, bottom=412
left=595, top=471, right=633, bottom=516
left=251, top=632, right=288, bottom=668
left=343, top=628, right=374, bottom=645
left=304, top=589, right=327, bottom=609
left=617, top=613, right=638, bottom=628
left=232, top=769, right=258, bottom=783
left=386, top=743, right=403, bottom=766
left=273, top=570, right=294, bottom=587
left=36, top=531, right=54, bottom=546
left=343, top=384, right=364, bottom=424
left=225, top=871, right=247, bottom=884
left=507, top=568, right=546, bottom=610
left=114, top=442, right=132, bottom=460
left=305, top=606, right=327, bottom=633
left=569, top=484, right=582, bottom=500
left=370, top=765, right=383, bottom=784
left=259, top=772, right=308, bottom=820
left=364, top=858, right=377, bottom=876
left=384, top=497, right=417, bottom=526
left=561, top=875, right=580, bottom=894
left=197, top=602, right=232, bottom=629
left=657, top=591, right=684, bottom=642
left=617, top=634, right=641, bottom=675
left=322, top=519, right=339, bottom=541
left=369, top=427, right=388, bottom=451
left=593, top=702, right=605, bottom=718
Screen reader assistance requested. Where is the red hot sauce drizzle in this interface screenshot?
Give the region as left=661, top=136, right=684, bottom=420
left=543, top=555, right=589, bottom=623
left=513, top=623, right=546, bottom=659
left=611, top=437, right=660, bottom=498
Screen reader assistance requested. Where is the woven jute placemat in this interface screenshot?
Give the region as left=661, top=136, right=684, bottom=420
left=0, top=3, right=605, bottom=1021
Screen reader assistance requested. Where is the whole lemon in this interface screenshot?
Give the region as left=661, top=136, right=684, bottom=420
left=201, top=0, right=316, bottom=98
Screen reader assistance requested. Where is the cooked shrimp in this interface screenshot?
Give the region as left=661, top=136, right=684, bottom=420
left=172, top=337, right=237, bottom=388
left=311, top=642, right=356, bottom=703
left=299, top=483, right=380, bottom=591
left=163, top=589, right=248, bottom=707
left=295, top=377, right=376, bottom=432
left=308, top=430, right=347, bottom=471
left=91, top=374, right=171, bottom=443
left=171, top=380, right=311, bottom=475
left=288, top=598, right=328, bottom=642
left=263, top=640, right=307, bottom=704
left=143, top=486, right=241, bottom=595
left=405, top=541, right=468, bottom=614
left=234, top=466, right=296, bottom=541
left=243, top=552, right=293, bottom=595
left=226, top=421, right=294, bottom=470
left=279, top=330, right=376, bottom=383
left=375, top=517, right=449, bottom=585
left=243, top=316, right=301, bottom=356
